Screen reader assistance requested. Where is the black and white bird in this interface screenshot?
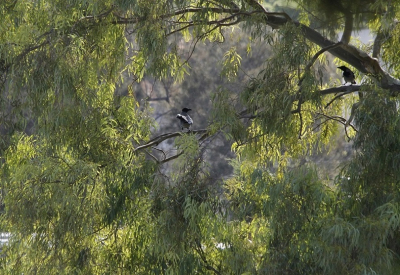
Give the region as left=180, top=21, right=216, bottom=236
left=176, top=108, right=193, bottom=131
left=337, top=66, right=356, bottom=85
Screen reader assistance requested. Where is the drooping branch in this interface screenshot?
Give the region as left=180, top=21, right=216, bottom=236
left=298, top=42, right=343, bottom=86
left=294, top=42, right=345, bottom=136
left=313, top=112, right=358, bottom=140
left=324, top=91, right=354, bottom=108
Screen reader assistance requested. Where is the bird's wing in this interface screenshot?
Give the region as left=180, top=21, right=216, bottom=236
left=185, top=115, right=193, bottom=125
left=177, top=114, right=192, bottom=124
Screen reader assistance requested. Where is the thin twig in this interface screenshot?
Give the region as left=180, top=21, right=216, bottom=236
left=314, top=112, right=358, bottom=138
left=194, top=239, right=222, bottom=275
left=144, top=149, right=160, bottom=163
left=298, top=110, right=303, bottom=139
left=324, top=90, right=354, bottom=108
left=298, top=42, right=343, bottom=86
left=151, top=146, right=167, bottom=160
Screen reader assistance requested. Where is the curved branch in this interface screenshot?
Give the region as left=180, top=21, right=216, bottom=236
left=318, top=85, right=361, bottom=95
left=299, top=42, right=343, bottom=86
left=242, top=0, right=400, bottom=90
left=134, top=129, right=208, bottom=152
left=160, top=152, right=184, bottom=164
left=109, top=1, right=400, bottom=91
left=324, top=91, right=354, bottom=108
left=314, top=112, right=358, bottom=140
left=111, top=0, right=400, bottom=91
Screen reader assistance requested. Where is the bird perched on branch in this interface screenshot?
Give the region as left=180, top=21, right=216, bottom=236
left=176, top=108, right=193, bottom=131
left=337, top=66, right=356, bottom=85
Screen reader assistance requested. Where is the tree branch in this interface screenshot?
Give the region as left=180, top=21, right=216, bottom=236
left=134, top=128, right=212, bottom=164
left=112, top=7, right=241, bottom=25
left=242, top=0, right=400, bottom=90
left=340, top=13, right=353, bottom=44
left=194, top=239, right=221, bottom=275
left=318, top=85, right=361, bottom=95
left=324, top=91, right=354, bottom=108
left=312, top=113, right=354, bottom=140
left=160, top=152, right=184, bottom=164
left=110, top=0, right=400, bottom=91
left=134, top=129, right=208, bottom=152
left=372, top=28, right=384, bottom=58
left=299, top=42, right=343, bottom=86
left=14, top=40, right=49, bottom=65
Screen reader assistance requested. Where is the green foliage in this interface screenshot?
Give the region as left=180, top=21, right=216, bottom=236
left=294, top=0, right=384, bottom=35
left=2, top=0, right=400, bottom=274
left=221, top=47, right=242, bottom=81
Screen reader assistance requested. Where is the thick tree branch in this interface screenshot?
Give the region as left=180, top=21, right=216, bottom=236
left=318, top=85, right=361, bottom=95
left=242, top=0, right=400, bottom=90
left=372, top=28, right=384, bottom=58
left=340, top=13, right=353, bottom=44
left=111, top=0, right=400, bottom=91
left=39, top=1, right=398, bottom=94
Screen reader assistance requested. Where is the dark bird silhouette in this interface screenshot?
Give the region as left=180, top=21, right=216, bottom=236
left=176, top=108, right=193, bottom=131
left=337, top=66, right=356, bottom=85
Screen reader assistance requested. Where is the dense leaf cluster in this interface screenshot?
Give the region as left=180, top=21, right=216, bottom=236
left=1, top=0, right=400, bottom=274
